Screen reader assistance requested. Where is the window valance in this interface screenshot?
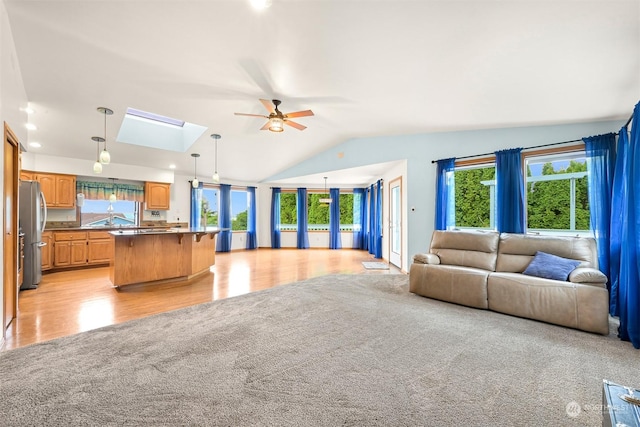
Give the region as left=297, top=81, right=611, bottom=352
left=76, top=181, right=144, bottom=203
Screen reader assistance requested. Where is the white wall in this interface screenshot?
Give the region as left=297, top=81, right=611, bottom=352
left=0, top=0, right=29, bottom=339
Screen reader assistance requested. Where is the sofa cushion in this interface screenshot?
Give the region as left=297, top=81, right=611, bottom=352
left=429, top=230, right=499, bottom=271
left=495, top=233, right=598, bottom=273
left=409, top=263, right=490, bottom=309
left=522, top=251, right=580, bottom=281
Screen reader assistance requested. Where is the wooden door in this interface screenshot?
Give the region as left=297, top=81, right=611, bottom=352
left=3, top=123, right=19, bottom=333
left=36, top=173, right=56, bottom=207
left=88, top=239, right=112, bottom=264
left=145, top=182, right=170, bottom=210
left=53, top=241, right=71, bottom=267
left=70, top=241, right=87, bottom=265
left=55, top=175, right=76, bottom=208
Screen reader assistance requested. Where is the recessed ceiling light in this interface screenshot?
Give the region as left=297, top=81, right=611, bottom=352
left=169, top=164, right=176, bottom=169
left=250, top=0, right=272, bottom=10
left=26, top=123, right=37, bottom=130
left=29, top=142, right=41, bottom=148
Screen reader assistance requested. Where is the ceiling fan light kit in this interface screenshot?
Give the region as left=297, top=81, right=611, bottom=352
left=235, top=99, right=314, bottom=133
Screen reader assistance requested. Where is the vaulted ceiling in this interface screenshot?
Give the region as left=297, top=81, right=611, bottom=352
left=6, top=0, right=639, bottom=185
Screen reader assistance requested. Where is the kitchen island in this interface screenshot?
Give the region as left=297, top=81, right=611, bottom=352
left=109, top=227, right=220, bottom=288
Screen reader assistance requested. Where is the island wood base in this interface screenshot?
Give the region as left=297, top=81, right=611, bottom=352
left=109, top=230, right=218, bottom=288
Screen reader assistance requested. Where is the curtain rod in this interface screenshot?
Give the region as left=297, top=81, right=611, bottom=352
left=624, top=112, right=634, bottom=128
left=430, top=138, right=583, bottom=164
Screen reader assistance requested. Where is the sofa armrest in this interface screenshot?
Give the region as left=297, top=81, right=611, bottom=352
left=413, top=253, right=440, bottom=265
left=569, top=267, right=608, bottom=287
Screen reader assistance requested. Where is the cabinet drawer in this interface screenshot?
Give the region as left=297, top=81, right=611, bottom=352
left=88, top=231, right=111, bottom=240
left=54, top=232, right=87, bottom=241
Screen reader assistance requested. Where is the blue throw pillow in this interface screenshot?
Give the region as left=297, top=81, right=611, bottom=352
left=522, top=251, right=581, bottom=281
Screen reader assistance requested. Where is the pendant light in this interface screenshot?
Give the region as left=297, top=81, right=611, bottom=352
left=97, top=107, right=113, bottom=164
left=109, top=178, right=117, bottom=202
left=92, top=138, right=102, bottom=174
left=211, top=134, right=221, bottom=183
left=319, top=176, right=332, bottom=204
left=191, top=153, right=200, bottom=188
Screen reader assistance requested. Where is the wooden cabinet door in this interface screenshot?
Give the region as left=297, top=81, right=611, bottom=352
left=70, top=241, right=87, bottom=265
left=145, top=182, right=171, bottom=210
left=54, top=241, right=71, bottom=267
left=41, top=232, right=53, bottom=270
left=20, top=170, right=34, bottom=181
left=88, top=239, right=112, bottom=264
left=55, top=175, right=76, bottom=208
left=36, top=174, right=56, bottom=206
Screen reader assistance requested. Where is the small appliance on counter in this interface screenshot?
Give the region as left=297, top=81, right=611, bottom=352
left=19, top=180, right=47, bottom=290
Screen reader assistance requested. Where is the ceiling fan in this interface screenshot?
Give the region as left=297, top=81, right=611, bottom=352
left=234, top=99, right=314, bottom=132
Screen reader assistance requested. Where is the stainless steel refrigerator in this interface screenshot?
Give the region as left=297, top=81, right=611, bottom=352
left=19, top=180, right=47, bottom=290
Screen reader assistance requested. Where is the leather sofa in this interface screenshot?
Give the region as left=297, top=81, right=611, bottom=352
left=409, top=230, right=610, bottom=334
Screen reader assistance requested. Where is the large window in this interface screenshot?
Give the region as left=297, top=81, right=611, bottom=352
left=201, top=187, right=219, bottom=226
left=279, top=190, right=354, bottom=231
left=450, top=148, right=589, bottom=234
left=454, top=164, right=496, bottom=229
left=525, top=151, right=589, bottom=233
left=81, top=200, right=139, bottom=227
left=231, top=189, right=248, bottom=231
left=280, top=192, right=297, bottom=231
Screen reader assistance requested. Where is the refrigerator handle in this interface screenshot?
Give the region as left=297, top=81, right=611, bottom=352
left=40, top=191, right=48, bottom=232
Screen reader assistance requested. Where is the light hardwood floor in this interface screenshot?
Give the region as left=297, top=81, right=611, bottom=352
left=2, top=249, right=402, bottom=351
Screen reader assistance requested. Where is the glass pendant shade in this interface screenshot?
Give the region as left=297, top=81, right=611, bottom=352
left=93, top=161, right=102, bottom=174
left=269, top=117, right=284, bottom=132
left=191, top=153, right=200, bottom=188
left=100, top=149, right=111, bottom=164
left=96, top=107, right=113, bottom=164
left=109, top=192, right=117, bottom=202
left=210, top=134, right=221, bottom=184
left=212, top=172, right=220, bottom=184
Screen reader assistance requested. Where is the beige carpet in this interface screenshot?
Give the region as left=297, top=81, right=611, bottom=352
left=0, top=273, right=637, bottom=426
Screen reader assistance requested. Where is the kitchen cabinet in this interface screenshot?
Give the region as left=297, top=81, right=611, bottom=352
left=30, top=172, right=76, bottom=208
left=41, top=231, right=53, bottom=271
left=87, top=231, right=113, bottom=264
left=145, top=182, right=171, bottom=210
left=20, top=170, right=34, bottom=181
left=53, top=231, right=87, bottom=267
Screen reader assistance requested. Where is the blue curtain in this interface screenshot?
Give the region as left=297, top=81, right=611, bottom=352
left=352, top=188, right=367, bottom=249
left=374, top=180, right=383, bottom=258
left=216, top=184, right=232, bottom=252
left=584, top=133, right=616, bottom=283
left=610, top=129, right=629, bottom=317
left=614, top=101, right=640, bottom=348
left=368, top=184, right=376, bottom=255
left=296, top=188, right=309, bottom=249
left=495, top=148, right=525, bottom=233
left=270, top=187, right=281, bottom=249
left=189, top=182, right=203, bottom=228
left=246, top=186, right=257, bottom=250
left=363, top=187, right=370, bottom=251
left=329, top=188, right=342, bottom=249
left=435, top=158, right=455, bottom=230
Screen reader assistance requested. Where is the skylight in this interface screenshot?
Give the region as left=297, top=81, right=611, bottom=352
left=126, top=107, right=185, bottom=127
left=117, top=108, right=207, bottom=152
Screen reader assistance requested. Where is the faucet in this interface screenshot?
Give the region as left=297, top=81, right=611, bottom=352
left=107, top=202, right=114, bottom=227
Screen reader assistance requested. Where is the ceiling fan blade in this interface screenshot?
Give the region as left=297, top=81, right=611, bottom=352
left=260, top=121, right=271, bottom=131
left=284, top=120, right=307, bottom=131
left=234, top=113, right=268, bottom=118
left=260, top=99, right=276, bottom=114
left=284, top=110, right=314, bottom=119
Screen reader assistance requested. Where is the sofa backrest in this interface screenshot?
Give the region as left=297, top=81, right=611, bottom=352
left=495, top=233, right=598, bottom=273
left=429, top=230, right=500, bottom=271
